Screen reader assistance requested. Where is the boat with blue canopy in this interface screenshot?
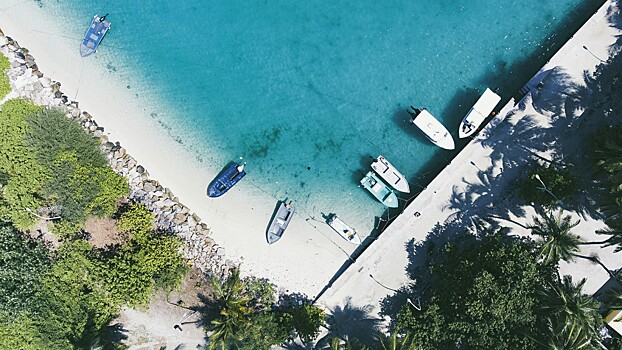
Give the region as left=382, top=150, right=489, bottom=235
left=207, top=162, right=246, bottom=198
left=80, top=14, right=111, bottom=57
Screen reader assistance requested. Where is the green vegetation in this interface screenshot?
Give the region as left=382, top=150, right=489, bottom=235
left=204, top=267, right=325, bottom=349
left=593, top=123, right=622, bottom=227
left=518, top=163, right=578, bottom=207
left=0, top=54, right=10, bottom=100
left=396, top=231, right=556, bottom=349
left=0, top=204, right=186, bottom=348
left=0, top=98, right=185, bottom=348
left=100, top=203, right=188, bottom=307
left=0, top=100, right=128, bottom=227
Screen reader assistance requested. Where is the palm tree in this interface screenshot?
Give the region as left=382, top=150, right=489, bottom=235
left=537, top=276, right=603, bottom=349
left=529, top=210, right=582, bottom=264
left=535, top=316, right=597, bottom=350
left=596, top=226, right=622, bottom=253
left=529, top=210, right=619, bottom=281
left=376, top=331, right=417, bottom=350
left=326, top=337, right=368, bottom=350
left=206, top=268, right=252, bottom=350
left=316, top=298, right=382, bottom=348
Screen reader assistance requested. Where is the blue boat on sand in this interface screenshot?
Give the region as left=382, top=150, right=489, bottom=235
left=80, top=14, right=111, bottom=57
left=208, top=162, right=246, bottom=198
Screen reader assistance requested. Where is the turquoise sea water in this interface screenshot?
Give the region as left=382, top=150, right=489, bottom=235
left=40, top=0, right=600, bottom=234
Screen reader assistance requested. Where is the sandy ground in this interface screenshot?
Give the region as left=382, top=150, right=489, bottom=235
left=114, top=268, right=208, bottom=349
left=318, top=0, right=622, bottom=314
left=0, top=0, right=354, bottom=299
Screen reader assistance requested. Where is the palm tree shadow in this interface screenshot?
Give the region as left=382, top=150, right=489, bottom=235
left=315, top=297, right=383, bottom=348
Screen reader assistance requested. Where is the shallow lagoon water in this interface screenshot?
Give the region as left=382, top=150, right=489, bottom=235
left=42, top=0, right=598, bottom=235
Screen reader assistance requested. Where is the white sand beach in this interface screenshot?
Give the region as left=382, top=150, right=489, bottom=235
left=0, top=1, right=357, bottom=298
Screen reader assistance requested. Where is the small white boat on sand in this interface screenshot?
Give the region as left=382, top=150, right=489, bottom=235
left=371, top=155, right=410, bottom=193
left=408, top=107, right=455, bottom=150
left=327, top=214, right=361, bottom=245
left=458, top=88, right=501, bottom=138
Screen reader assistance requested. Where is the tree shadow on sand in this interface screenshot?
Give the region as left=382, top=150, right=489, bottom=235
left=314, top=297, right=383, bottom=348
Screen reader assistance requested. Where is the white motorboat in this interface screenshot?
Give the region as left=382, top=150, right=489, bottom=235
left=371, top=155, right=410, bottom=193
left=327, top=214, right=361, bottom=245
left=408, top=107, right=455, bottom=150
left=458, top=88, right=501, bottom=138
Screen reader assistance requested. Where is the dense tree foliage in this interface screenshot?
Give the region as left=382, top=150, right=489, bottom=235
left=0, top=54, right=10, bottom=100
left=518, top=163, right=578, bottom=207
left=593, top=123, right=622, bottom=228
left=100, top=203, right=187, bottom=306
left=205, top=268, right=325, bottom=349
left=0, top=203, right=186, bottom=348
left=396, top=231, right=557, bottom=349
left=0, top=100, right=129, bottom=227
left=0, top=99, right=46, bottom=228
left=0, top=225, right=50, bottom=316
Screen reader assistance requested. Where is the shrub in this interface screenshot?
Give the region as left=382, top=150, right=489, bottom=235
left=0, top=99, right=46, bottom=229
left=0, top=54, right=11, bottom=100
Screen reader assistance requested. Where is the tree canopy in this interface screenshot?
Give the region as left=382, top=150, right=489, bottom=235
left=396, top=231, right=557, bottom=349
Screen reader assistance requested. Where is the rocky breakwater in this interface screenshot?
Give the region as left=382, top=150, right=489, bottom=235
left=0, top=29, right=233, bottom=276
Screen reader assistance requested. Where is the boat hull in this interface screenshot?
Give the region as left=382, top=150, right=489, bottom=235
left=207, top=162, right=246, bottom=198
left=266, top=201, right=295, bottom=244
left=458, top=88, right=501, bottom=138
left=360, top=171, right=399, bottom=208
left=80, top=14, right=110, bottom=57
left=370, top=155, right=410, bottom=193
left=410, top=109, right=455, bottom=150
left=327, top=214, right=361, bottom=245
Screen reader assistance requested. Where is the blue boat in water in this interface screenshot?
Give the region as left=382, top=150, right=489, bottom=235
left=80, top=14, right=111, bottom=57
left=207, top=162, right=247, bottom=197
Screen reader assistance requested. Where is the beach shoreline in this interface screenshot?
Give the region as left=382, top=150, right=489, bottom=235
left=0, top=1, right=356, bottom=297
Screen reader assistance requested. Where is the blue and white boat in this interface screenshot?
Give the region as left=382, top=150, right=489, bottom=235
left=80, top=14, right=111, bottom=57
left=327, top=214, right=361, bottom=245
left=266, top=201, right=295, bottom=244
left=207, top=162, right=246, bottom=198
left=360, top=171, right=399, bottom=208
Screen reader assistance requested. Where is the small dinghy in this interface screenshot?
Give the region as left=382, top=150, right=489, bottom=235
left=207, top=162, right=246, bottom=198
left=458, top=88, right=501, bottom=138
left=371, top=155, right=410, bottom=193
left=360, top=171, right=399, bottom=208
left=408, top=106, right=455, bottom=150
left=266, top=201, right=295, bottom=244
left=327, top=214, right=361, bottom=245
left=80, top=14, right=111, bottom=57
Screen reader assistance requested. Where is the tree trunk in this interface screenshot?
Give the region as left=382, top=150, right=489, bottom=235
left=487, top=214, right=528, bottom=229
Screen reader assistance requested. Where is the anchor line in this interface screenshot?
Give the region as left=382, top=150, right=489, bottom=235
left=243, top=178, right=353, bottom=259
left=74, top=58, right=85, bottom=100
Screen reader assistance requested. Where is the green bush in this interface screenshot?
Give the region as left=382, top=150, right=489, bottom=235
left=100, top=203, right=186, bottom=306
left=0, top=99, right=45, bottom=229
left=518, top=164, right=578, bottom=207
left=0, top=54, right=11, bottom=100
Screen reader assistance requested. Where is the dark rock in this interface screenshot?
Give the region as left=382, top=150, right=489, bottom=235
left=136, top=165, right=144, bottom=174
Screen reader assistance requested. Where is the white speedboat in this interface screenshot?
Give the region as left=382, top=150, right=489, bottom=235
left=458, top=88, right=501, bottom=138
left=408, top=107, right=455, bottom=150
left=371, top=155, right=410, bottom=193
left=327, top=214, right=361, bottom=245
